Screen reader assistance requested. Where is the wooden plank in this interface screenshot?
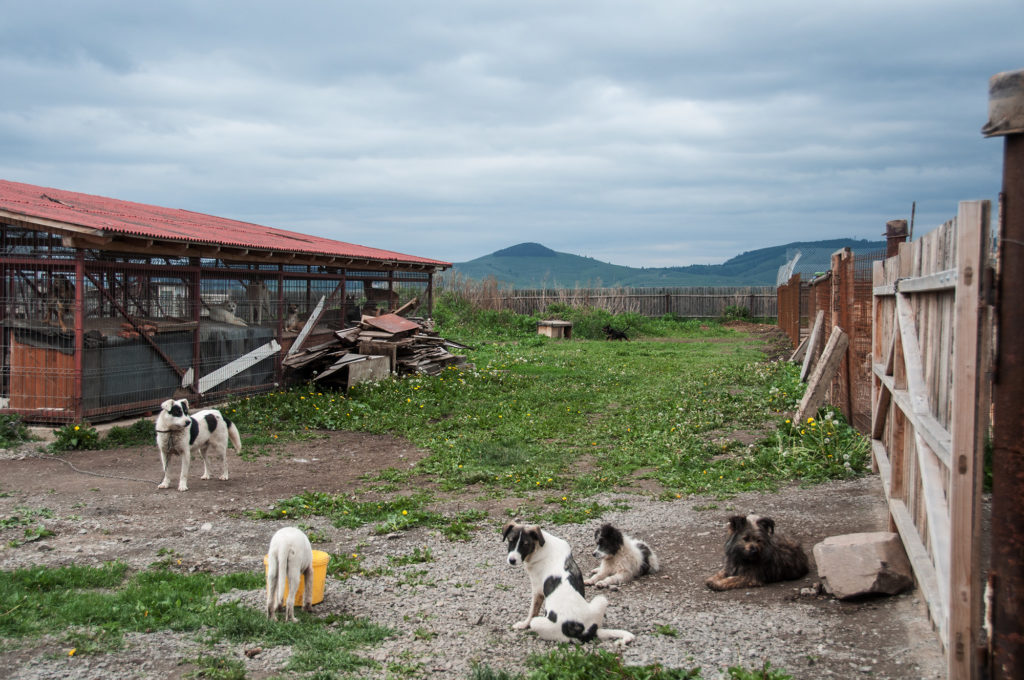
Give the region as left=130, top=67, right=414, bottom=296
left=800, top=310, right=825, bottom=382
left=897, top=269, right=958, bottom=294
left=197, top=339, right=282, bottom=394
left=895, top=293, right=931, bottom=415
left=795, top=326, right=849, bottom=424
left=789, top=335, right=809, bottom=363
left=914, top=432, right=951, bottom=612
left=947, top=200, right=989, bottom=679
left=871, top=371, right=892, bottom=440
left=873, top=369, right=952, bottom=469
left=871, top=439, right=948, bottom=642
left=287, top=295, right=325, bottom=356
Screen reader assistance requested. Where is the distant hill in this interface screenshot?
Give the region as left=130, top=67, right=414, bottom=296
left=449, top=239, right=887, bottom=288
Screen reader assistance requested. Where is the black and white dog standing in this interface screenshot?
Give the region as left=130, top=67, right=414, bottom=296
left=155, top=398, right=241, bottom=492
left=585, top=523, right=660, bottom=589
left=502, top=521, right=634, bottom=645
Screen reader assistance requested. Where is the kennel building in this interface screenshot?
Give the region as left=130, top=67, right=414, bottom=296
left=0, top=179, right=451, bottom=424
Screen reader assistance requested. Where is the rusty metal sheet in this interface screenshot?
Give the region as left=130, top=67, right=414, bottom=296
left=364, top=313, right=421, bottom=334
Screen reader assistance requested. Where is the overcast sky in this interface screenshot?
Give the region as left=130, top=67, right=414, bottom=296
left=1, top=1, right=1019, bottom=267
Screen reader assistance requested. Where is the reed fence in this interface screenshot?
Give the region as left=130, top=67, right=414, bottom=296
left=439, top=276, right=776, bottom=318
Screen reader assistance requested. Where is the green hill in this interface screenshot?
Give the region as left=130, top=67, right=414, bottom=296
left=449, top=239, right=887, bottom=288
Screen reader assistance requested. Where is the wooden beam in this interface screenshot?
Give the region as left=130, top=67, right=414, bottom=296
left=799, top=310, right=826, bottom=382
left=794, top=325, right=849, bottom=424
left=895, top=293, right=932, bottom=415
left=872, top=369, right=953, bottom=469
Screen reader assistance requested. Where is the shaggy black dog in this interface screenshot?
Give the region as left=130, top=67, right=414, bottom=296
left=705, top=514, right=809, bottom=591
left=602, top=325, right=629, bottom=341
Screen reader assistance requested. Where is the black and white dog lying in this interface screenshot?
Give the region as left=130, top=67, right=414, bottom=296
left=155, top=398, right=241, bottom=492
left=502, top=521, right=634, bottom=645
left=585, top=523, right=660, bottom=589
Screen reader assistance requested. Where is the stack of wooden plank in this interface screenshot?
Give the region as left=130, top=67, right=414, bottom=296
left=281, top=313, right=472, bottom=384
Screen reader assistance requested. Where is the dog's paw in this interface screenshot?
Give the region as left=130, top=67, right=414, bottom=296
left=512, top=620, right=530, bottom=630
left=177, top=483, right=189, bottom=492
left=219, top=473, right=229, bottom=481
left=615, top=632, right=635, bottom=646
left=704, top=576, right=725, bottom=591
left=200, top=473, right=211, bottom=480
left=157, top=481, right=170, bottom=489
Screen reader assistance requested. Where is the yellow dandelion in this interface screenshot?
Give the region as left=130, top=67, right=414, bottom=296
left=402, top=510, right=408, bottom=515
left=68, top=649, right=76, bottom=657
left=74, top=425, right=80, bottom=431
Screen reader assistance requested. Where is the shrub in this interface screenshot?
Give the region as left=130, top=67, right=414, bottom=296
left=721, top=305, right=751, bottom=321
left=0, top=414, right=31, bottom=449
left=51, top=422, right=102, bottom=451
left=102, top=419, right=154, bottom=447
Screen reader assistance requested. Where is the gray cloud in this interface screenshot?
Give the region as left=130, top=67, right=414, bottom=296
left=0, top=0, right=1018, bottom=267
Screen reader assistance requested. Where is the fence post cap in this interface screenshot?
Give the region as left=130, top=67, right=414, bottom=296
left=982, top=68, right=1024, bottom=137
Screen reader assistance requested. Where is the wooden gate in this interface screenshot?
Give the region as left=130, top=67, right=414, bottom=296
left=870, top=201, right=993, bottom=678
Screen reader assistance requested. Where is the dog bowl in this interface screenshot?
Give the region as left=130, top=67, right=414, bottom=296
left=263, top=549, right=330, bottom=606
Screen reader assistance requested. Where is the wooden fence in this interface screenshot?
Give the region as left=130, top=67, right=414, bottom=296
left=780, top=203, right=994, bottom=678
left=871, top=201, right=992, bottom=678
left=460, top=286, right=777, bottom=318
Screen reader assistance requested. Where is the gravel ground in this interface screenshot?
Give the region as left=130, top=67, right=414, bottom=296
left=0, top=433, right=947, bottom=680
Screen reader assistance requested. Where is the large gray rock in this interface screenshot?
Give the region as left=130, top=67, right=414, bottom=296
left=813, top=532, right=914, bottom=599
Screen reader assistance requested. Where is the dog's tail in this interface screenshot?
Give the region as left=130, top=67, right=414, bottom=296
left=639, top=541, right=660, bottom=574
left=266, top=553, right=281, bottom=617
left=226, top=420, right=242, bottom=453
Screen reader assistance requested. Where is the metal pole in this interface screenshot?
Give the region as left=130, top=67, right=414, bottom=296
left=984, top=67, right=1024, bottom=680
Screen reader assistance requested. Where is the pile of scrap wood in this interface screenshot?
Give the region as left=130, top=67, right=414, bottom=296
left=281, top=312, right=472, bottom=385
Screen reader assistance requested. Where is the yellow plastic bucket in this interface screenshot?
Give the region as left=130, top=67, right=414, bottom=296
left=263, top=549, right=329, bottom=606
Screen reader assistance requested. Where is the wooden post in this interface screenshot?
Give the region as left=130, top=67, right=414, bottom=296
left=948, top=200, right=991, bottom=680
left=886, top=219, right=909, bottom=257
left=985, top=67, right=1024, bottom=680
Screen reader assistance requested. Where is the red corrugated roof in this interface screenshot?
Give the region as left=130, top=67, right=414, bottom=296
left=0, top=179, right=451, bottom=267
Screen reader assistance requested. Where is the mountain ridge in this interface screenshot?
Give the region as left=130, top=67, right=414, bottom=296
left=449, top=239, right=887, bottom=288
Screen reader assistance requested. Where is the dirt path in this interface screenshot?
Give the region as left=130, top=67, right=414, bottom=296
left=0, top=430, right=945, bottom=679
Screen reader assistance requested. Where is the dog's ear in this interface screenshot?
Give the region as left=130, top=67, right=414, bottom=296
left=501, top=521, right=517, bottom=542
left=526, top=527, right=545, bottom=546
left=160, top=399, right=174, bottom=411
left=755, top=516, right=776, bottom=535
left=727, top=515, right=748, bottom=533
left=179, top=399, right=189, bottom=415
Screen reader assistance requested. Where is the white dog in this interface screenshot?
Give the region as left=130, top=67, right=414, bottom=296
left=585, top=523, right=660, bottom=589
left=266, top=526, right=314, bottom=621
left=502, top=521, right=634, bottom=645
left=206, top=300, right=248, bottom=326
left=155, top=398, right=241, bottom=491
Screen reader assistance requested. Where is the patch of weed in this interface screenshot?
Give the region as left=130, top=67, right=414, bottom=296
left=100, top=419, right=154, bottom=447
left=50, top=423, right=102, bottom=451
left=0, top=414, right=31, bottom=449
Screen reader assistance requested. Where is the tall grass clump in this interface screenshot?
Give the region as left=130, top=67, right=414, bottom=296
left=0, top=414, right=31, bottom=449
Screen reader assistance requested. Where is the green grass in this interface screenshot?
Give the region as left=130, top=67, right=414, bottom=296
left=0, top=562, right=392, bottom=673
left=223, top=306, right=867, bottom=518
left=469, top=646, right=792, bottom=680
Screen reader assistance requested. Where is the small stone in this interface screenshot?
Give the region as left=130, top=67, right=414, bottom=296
left=201, top=522, right=212, bottom=532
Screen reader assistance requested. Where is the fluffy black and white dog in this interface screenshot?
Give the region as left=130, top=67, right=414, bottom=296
left=155, top=398, right=241, bottom=492
left=502, top=521, right=634, bottom=645
left=585, top=523, right=660, bottom=589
